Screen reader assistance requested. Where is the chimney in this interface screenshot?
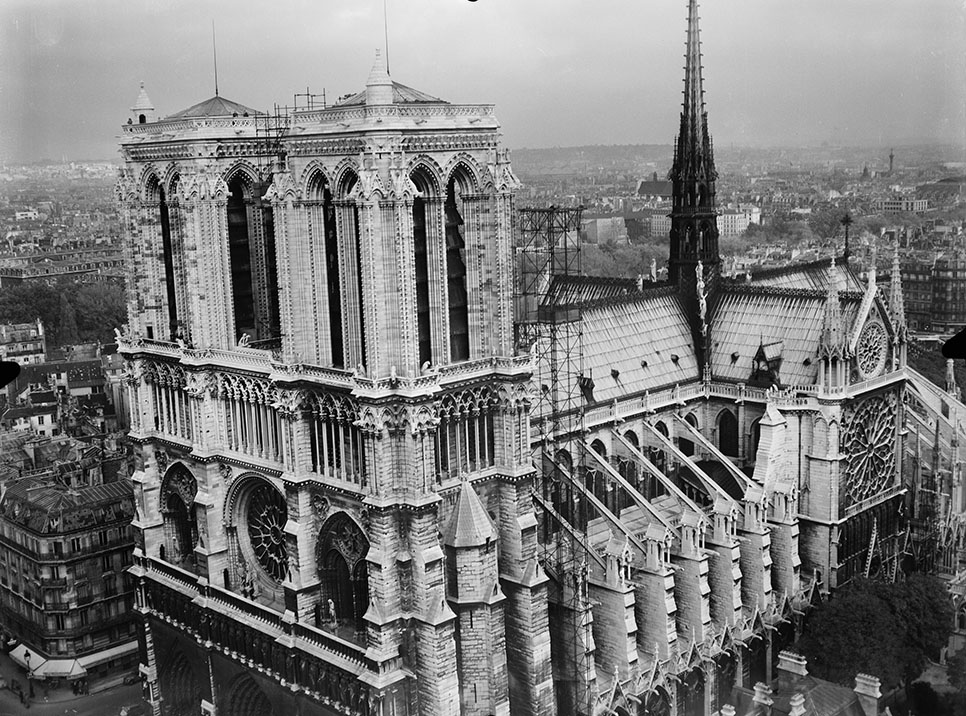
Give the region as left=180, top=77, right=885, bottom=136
left=776, top=650, right=809, bottom=694
left=720, top=705, right=736, bottom=716
left=788, top=693, right=806, bottom=716
left=752, top=682, right=773, bottom=715
left=853, top=674, right=881, bottom=716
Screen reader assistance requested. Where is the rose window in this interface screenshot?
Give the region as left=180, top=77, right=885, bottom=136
left=842, top=395, right=896, bottom=505
left=246, top=484, right=288, bottom=582
left=856, top=321, right=887, bottom=379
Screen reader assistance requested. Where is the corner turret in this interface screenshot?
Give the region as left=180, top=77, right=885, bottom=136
left=130, top=81, right=157, bottom=124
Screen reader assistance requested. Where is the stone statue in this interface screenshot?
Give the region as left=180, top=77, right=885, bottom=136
left=328, top=598, right=338, bottom=626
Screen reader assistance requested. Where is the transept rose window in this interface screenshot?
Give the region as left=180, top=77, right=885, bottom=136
left=842, top=394, right=896, bottom=505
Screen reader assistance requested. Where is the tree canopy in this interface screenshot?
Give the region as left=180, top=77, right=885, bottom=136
left=0, top=279, right=126, bottom=348
left=797, top=575, right=953, bottom=691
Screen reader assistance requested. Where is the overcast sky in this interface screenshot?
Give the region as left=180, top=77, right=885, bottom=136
left=1, top=0, right=963, bottom=162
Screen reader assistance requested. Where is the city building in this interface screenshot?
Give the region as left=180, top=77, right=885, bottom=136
left=114, top=2, right=966, bottom=716
left=0, top=319, right=46, bottom=366
left=899, top=252, right=966, bottom=334
left=874, top=197, right=928, bottom=215
left=717, top=206, right=760, bottom=238
left=0, top=473, right=138, bottom=687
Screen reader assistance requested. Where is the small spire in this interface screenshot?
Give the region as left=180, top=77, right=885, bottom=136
left=890, top=239, right=907, bottom=336
left=820, top=256, right=845, bottom=359
left=365, top=49, right=393, bottom=106
left=946, top=358, right=958, bottom=398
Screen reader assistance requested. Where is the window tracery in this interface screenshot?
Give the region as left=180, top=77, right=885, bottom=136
left=842, top=394, right=897, bottom=505
left=856, top=320, right=888, bottom=379
left=434, top=387, right=497, bottom=481
left=308, top=392, right=366, bottom=486
left=245, top=482, right=288, bottom=583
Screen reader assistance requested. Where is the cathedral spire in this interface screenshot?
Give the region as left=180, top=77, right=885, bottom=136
left=668, top=0, right=719, bottom=289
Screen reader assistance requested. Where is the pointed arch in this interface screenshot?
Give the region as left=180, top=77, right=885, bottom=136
left=158, top=647, right=204, bottom=716
left=680, top=412, right=699, bottom=457
left=223, top=673, right=275, bottom=716
left=445, top=154, right=484, bottom=195
left=222, top=160, right=263, bottom=196
left=334, top=163, right=361, bottom=199
left=139, top=166, right=163, bottom=202
left=160, top=462, right=199, bottom=566
left=717, top=408, right=739, bottom=457
left=316, top=511, right=370, bottom=633
left=408, top=156, right=444, bottom=197
left=302, top=165, right=343, bottom=366
left=225, top=162, right=279, bottom=344
left=299, top=160, right=332, bottom=201
left=444, top=171, right=470, bottom=362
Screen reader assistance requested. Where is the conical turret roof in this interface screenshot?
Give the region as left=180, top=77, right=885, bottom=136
left=131, top=81, right=154, bottom=112
left=442, top=481, right=495, bottom=548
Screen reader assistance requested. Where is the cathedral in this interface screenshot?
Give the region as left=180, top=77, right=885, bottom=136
left=116, top=2, right=966, bottom=716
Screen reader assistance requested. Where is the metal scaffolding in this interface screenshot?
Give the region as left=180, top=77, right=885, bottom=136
left=515, top=206, right=598, bottom=715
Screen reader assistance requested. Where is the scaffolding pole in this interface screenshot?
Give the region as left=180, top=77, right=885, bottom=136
left=516, top=206, right=596, bottom=715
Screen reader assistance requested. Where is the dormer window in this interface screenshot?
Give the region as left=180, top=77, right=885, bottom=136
left=751, top=339, right=783, bottom=388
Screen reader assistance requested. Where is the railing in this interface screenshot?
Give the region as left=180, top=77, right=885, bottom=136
left=534, top=369, right=912, bottom=437
left=122, top=117, right=259, bottom=136
left=140, top=555, right=376, bottom=713
left=842, top=484, right=906, bottom=519
left=293, top=102, right=495, bottom=126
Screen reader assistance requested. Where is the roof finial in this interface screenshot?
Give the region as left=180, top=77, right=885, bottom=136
left=383, top=0, right=391, bottom=76
left=212, top=20, right=219, bottom=97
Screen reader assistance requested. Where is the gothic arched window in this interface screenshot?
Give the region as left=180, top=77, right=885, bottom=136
left=444, top=175, right=470, bottom=362
left=679, top=413, right=698, bottom=457
left=410, top=166, right=439, bottom=368
left=317, top=513, right=370, bottom=637
left=160, top=464, right=198, bottom=567
left=718, top=409, right=739, bottom=457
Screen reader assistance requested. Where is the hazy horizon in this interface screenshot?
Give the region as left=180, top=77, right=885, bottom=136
left=2, top=0, right=964, bottom=163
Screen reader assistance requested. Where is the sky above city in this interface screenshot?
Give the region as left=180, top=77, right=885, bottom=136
left=1, top=0, right=964, bottom=162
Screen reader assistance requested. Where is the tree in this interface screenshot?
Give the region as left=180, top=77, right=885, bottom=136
left=797, top=585, right=905, bottom=689
left=71, top=282, right=127, bottom=343
left=797, top=576, right=954, bottom=691
left=947, top=649, right=966, bottom=694
left=59, top=292, right=79, bottom=345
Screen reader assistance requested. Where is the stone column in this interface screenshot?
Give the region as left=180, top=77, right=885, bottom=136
left=588, top=545, right=638, bottom=681
left=706, top=508, right=743, bottom=630
left=178, top=171, right=233, bottom=350
left=739, top=493, right=773, bottom=614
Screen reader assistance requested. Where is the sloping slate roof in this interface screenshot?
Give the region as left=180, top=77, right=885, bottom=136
left=582, top=292, right=698, bottom=401
left=710, top=287, right=862, bottom=386
left=749, top=258, right=863, bottom=292
left=167, top=95, right=261, bottom=119
left=0, top=477, right=134, bottom=533
left=543, top=274, right=640, bottom=307
left=637, top=179, right=673, bottom=197
left=335, top=81, right=447, bottom=107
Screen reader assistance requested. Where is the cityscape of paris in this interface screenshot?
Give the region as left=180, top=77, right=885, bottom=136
left=0, top=1, right=964, bottom=715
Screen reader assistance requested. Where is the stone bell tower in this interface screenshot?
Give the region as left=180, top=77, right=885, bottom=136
left=118, top=51, right=553, bottom=716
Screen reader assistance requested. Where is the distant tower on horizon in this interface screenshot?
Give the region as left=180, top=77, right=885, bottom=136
left=889, top=147, right=895, bottom=175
